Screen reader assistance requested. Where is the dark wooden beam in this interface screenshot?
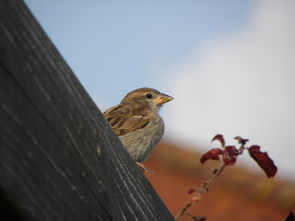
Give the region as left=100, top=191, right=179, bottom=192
left=0, top=1, right=174, bottom=220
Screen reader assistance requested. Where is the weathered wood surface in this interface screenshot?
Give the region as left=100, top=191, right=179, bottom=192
left=0, top=1, right=174, bottom=220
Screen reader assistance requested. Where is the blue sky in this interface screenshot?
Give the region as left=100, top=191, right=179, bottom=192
left=25, top=1, right=295, bottom=180
left=25, top=0, right=251, bottom=103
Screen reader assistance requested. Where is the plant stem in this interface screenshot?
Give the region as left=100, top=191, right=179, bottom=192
left=175, top=162, right=226, bottom=220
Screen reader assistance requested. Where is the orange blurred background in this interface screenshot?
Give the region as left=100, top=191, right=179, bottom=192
left=144, top=141, right=295, bottom=221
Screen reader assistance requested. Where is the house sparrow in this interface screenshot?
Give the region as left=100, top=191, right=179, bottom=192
left=103, top=88, right=173, bottom=172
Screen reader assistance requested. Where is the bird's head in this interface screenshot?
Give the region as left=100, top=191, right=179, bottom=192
left=121, top=87, right=173, bottom=112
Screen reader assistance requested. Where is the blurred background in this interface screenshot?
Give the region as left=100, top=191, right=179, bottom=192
left=25, top=0, right=295, bottom=220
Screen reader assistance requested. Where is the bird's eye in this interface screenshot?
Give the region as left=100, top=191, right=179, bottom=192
left=145, top=93, right=153, bottom=99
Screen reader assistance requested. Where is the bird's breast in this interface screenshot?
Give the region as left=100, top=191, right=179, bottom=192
left=119, top=116, right=164, bottom=162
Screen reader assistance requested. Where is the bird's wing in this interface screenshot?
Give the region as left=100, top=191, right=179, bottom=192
left=103, top=104, right=149, bottom=136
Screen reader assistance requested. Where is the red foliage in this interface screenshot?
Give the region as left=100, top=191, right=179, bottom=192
left=200, top=148, right=223, bottom=164
left=201, top=146, right=239, bottom=166
left=202, top=135, right=277, bottom=178
left=212, top=134, right=225, bottom=147
left=248, top=145, right=278, bottom=178
left=188, top=188, right=196, bottom=194
left=222, top=146, right=238, bottom=166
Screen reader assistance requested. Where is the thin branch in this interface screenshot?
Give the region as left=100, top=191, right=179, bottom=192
left=175, top=162, right=226, bottom=220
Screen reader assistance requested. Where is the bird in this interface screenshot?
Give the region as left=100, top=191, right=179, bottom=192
left=103, top=87, right=173, bottom=172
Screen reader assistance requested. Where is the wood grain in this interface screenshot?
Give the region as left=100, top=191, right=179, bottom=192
left=0, top=1, right=174, bottom=220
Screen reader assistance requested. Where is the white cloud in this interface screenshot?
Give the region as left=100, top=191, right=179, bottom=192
left=165, top=0, right=295, bottom=179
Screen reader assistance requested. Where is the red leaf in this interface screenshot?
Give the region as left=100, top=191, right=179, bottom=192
left=188, top=188, right=196, bottom=194
left=222, top=146, right=238, bottom=165
left=200, top=148, right=223, bottom=164
left=248, top=145, right=277, bottom=178
left=212, top=134, right=225, bottom=147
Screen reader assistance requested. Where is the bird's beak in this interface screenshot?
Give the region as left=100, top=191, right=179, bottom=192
left=154, top=93, right=174, bottom=104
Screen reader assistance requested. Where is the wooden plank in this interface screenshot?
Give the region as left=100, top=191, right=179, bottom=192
left=0, top=0, right=174, bottom=220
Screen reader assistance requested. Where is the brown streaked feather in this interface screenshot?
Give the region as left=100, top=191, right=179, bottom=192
left=103, top=104, right=150, bottom=136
